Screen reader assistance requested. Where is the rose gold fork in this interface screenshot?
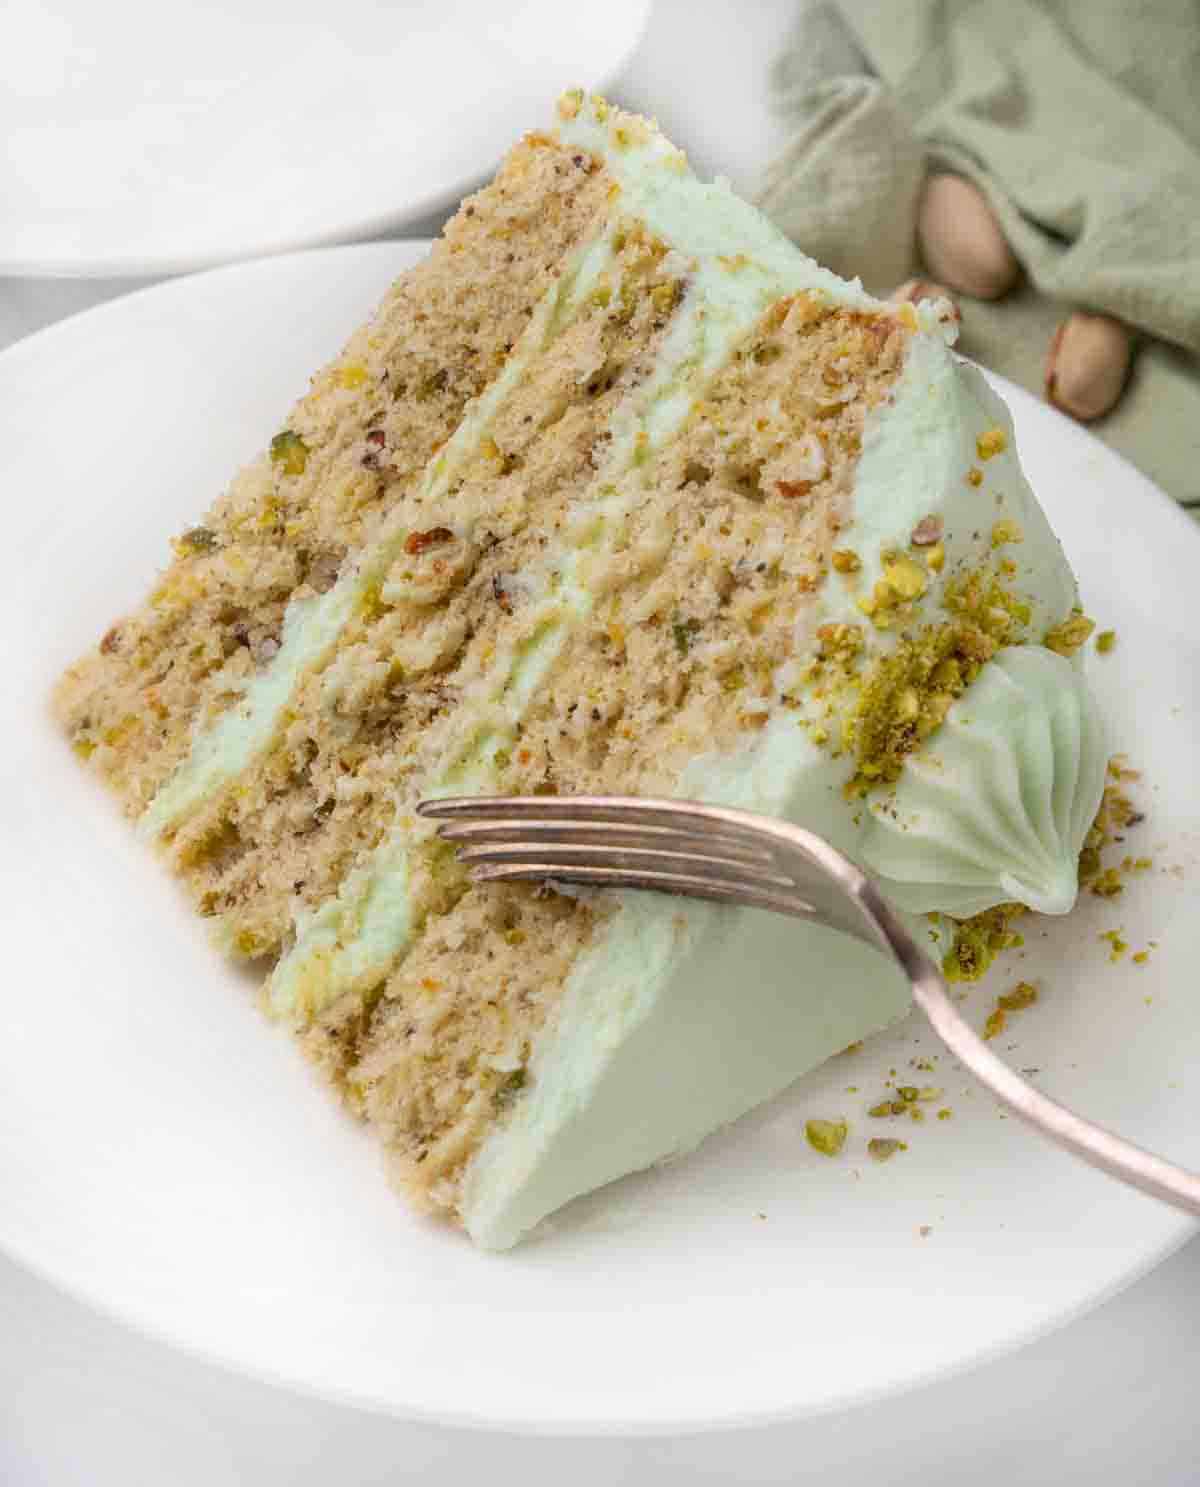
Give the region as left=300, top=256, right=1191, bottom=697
left=418, top=794, right=1200, bottom=1218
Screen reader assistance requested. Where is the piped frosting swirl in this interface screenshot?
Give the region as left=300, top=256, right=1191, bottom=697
left=860, top=645, right=1108, bottom=917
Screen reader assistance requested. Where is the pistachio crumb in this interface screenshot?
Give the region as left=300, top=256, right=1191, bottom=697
left=990, top=518, right=1023, bottom=548
left=976, top=428, right=1007, bottom=460
left=1096, top=629, right=1117, bottom=654
left=1100, top=928, right=1129, bottom=962
left=269, top=429, right=309, bottom=476
left=805, top=1119, right=848, bottom=1157
left=1044, top=609, right=1096, bottom=657
left=868, top=1138, right=906, bottom=1162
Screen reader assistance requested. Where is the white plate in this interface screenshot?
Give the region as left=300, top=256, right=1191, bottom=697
left=1, top=244, right=1198, bottom=1434
left=0, top=0, right=650, bottom=277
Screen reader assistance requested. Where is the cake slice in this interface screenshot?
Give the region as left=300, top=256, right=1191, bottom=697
left=55, top=94, right=1107, bottom=1249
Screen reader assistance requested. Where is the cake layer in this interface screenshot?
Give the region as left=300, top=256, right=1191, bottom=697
left=165, top=219, right=690, bottom=963
left=53, top=131, right=614, bottom=815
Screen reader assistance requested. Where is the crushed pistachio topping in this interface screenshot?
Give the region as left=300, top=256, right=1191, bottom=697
left=1100, top=928, right=1129, bottom=963
left=868, top=1138, right=907, bottom=1162
left=178, top=526, right=218, bottom=553
left=942, top=904, right=1026, bottom=983
left=1096, top=629, right=1117, bottom=654
left=842, top=569, right=1031, bottom=796
left=805, top=1119, right=848, bottom=1157
left=269, top=429, right=309, bottom=476
left=976, top=427, right=1007, bottom=460
left=672, top=615, right=701, bottom=655
left=1077, top=756, right=1152, bottom=903
left=910, top=514, right=943, bottom=547
left=990, top=518, right=1023, bottom=548
left=966, top=467, right=984, bottom=487
left=1044, top=608, right=1095, bottom=656
left=557, top=88, right=584, bottom=121
left=868, top=1085, right=942, bottom=1121
left=1090, top=867, right=1124, bottom=898
left=831, top=549, right=861, bottom=574
left=983, top=979, right=1039, bottom=1039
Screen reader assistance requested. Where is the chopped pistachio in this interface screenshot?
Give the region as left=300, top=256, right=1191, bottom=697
left=1096, top=629, right=1117, bottom=654
left=1091, top=867, right=1124, bottom=898
left=910, top=514, right=944, bottom=547
left=998, top=981, right=1038, bottom=1011
left=1100, top=928, right=1129, bottom=962
left=868, top=1138, right=906, bottom=1162
left=831, top=549, right=862, bottom=574
left=976, top=427, right=1007, bottom=460
left=672, top=616, right=701, bottom=656
left=805, top=1118, right=848, bottom=1156
left=882, top=553, right=928, bottom=600
left=990, top=518, right=1023, bottom=548
left=1044, top=609, right=1095, bottom=657
left=179, top=525, right=218, bottom=552
left=270, top=429, right=309, bottom=476
left=494, top=1067, right=528, bottom=1109
left=336, top=363, right=368, bottom=389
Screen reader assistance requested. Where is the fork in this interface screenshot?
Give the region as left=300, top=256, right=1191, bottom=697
left=418, top=794, right=1200, bottom=1218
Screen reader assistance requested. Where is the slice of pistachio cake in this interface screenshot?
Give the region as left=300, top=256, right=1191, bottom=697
left=55, top=94, right=1106, bottom=1250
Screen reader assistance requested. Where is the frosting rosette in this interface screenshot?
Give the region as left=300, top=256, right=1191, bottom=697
left=860, top=645, right=1108, bottom=918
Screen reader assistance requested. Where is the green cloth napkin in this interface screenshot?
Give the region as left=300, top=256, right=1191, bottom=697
left=757, top=0, right=1200, bottom=516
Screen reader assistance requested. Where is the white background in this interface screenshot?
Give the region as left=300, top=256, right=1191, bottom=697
left=3, top=4, right=1198, bottom=1481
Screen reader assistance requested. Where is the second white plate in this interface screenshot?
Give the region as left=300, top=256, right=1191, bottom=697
left=1, top=0, right=650, bottom=276
left=1, top=244, right=1198, bottom=1433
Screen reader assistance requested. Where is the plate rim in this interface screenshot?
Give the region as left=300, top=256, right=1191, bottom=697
left=1, top=242, right=1198, bottom=1435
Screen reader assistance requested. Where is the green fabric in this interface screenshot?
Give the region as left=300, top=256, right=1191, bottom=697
left=758, top=0, right=1200, bottom=516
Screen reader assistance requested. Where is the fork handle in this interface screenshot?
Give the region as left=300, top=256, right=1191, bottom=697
left=871, top=896, right=1200, bottom=1219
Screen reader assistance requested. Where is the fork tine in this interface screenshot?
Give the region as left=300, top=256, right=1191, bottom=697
left=466, top=861, right=812, bottom=919
left=434, top=818, right=777, bottom=867
left=418, top=795, right=778, bottom=850
left=453, top=840, right=798, bottom=889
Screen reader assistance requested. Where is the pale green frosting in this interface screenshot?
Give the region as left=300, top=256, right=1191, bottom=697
left=859, top=645, right=1108, bottom=917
